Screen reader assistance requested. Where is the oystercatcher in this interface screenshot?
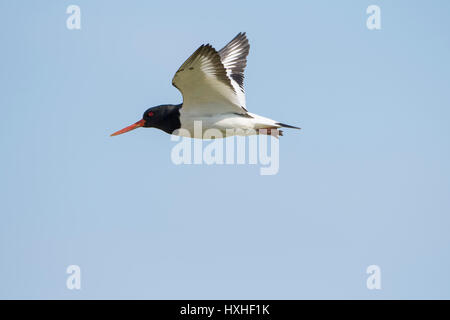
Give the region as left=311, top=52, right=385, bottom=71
left=111, top=33, right=300, bottom=138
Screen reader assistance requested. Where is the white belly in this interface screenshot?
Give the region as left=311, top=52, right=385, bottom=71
left=178, top=111, right=279, bottom=138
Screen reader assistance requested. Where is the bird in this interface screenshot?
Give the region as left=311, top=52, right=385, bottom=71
left=110, top=32, right=300, bottom=139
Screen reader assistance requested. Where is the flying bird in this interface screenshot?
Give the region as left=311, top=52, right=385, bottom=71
left=111, top=33, right=300, bottom=138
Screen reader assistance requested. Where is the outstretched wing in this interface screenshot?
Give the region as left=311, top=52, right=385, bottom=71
left=218, top=32, right=250, bottom=109
left=172, top=36, right=249, bottom=116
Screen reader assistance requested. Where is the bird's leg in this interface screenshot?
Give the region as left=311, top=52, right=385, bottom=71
left=257, top=128, right=283, bottom=138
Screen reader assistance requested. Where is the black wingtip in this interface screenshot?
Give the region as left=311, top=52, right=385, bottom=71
left=276, top=122, right=301, bottom=130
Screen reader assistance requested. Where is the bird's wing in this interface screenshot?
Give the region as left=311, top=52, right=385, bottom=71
left=172, top=42, right=248, bottom=116
left=218, top=32, right=250, bottom=110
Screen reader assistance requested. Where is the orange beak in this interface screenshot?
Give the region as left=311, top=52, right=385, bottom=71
left=110, top=119, right=146, bottom=136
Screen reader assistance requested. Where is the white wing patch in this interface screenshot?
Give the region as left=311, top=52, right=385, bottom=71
left=172, top=44, right=247, bottom=116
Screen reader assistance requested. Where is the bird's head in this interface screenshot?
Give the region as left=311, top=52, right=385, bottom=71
left=110, top=105, right=181, bottom=136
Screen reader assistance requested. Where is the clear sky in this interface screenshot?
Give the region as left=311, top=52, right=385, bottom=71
left=1, top=0, right=450, bottom=299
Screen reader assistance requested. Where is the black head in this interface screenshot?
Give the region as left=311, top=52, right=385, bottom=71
left=111, top=104, right=181, bottom=136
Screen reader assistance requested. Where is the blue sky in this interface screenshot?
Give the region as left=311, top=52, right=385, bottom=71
left=1, top=0, right=450, bottom=299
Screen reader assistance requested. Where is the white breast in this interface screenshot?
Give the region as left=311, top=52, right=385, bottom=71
left=178, top=110, right=280, bottom=138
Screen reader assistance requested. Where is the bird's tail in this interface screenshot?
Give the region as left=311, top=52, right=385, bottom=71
left=276, top=122, right=301, bottom=130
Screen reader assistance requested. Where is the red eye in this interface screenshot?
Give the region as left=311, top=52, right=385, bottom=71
left=148, top=112, right=154, bottom=117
